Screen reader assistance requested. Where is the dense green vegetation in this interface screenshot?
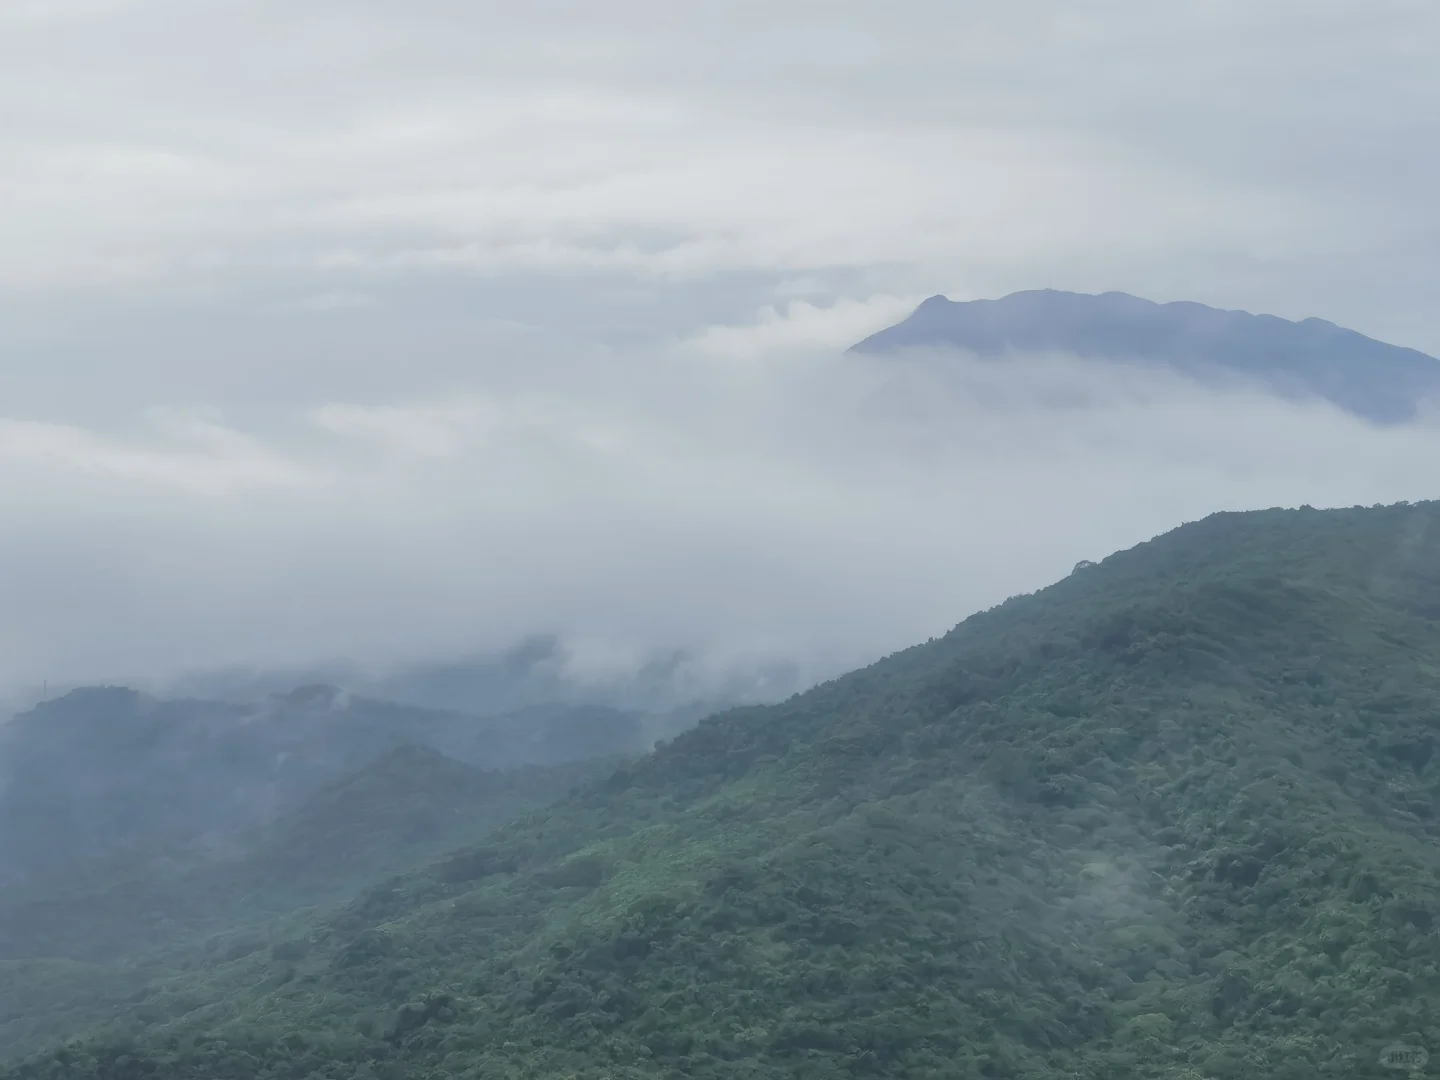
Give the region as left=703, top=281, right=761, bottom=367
left=10, top=502, right=1440, bottom=1078
left=0, top=684, right=645, bottom=965
left=0, top=748, right=604, bottom=964
left=0, top=692, right=621, bottom=1059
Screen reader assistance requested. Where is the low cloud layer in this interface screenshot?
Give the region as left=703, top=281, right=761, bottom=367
left=2, top=325, right=1436, bottom=696
left=2, top=1, right=1439, bottom=701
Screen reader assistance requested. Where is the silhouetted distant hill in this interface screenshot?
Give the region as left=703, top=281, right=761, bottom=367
left=851, top=290, right=1440, bottom=422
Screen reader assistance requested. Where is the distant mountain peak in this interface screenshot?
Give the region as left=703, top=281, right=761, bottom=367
left=851, top=289, right=1440, bottom=423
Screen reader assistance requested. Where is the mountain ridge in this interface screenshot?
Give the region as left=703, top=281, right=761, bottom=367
left=851, top=290, right=1440, bottom=422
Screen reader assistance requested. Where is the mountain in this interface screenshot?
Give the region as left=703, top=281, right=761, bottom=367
left=0, top=683, right=650, bottom=1053
left=0, top=744, right=605, bottom=1060
left=11, top=502, right=1440, bottom=1078
left=0, top=746, right=603, bottom=962
left=0, top=685, right=648, bottom=889
left=220, top=746, right=590, bottom=898
left=0, top=689, right=624, bottom=1060
left=850, top=290, right=1440, bottom=422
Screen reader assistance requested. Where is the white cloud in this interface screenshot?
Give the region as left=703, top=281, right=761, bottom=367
left=1, top=336, right=1437, bottom=691
left=296, top=290, right=374, bottom=312
left=0, top=413, right=310, bottom=493
left=682, top=296, right=922, bottom=361
left=0, top=0, right=1438, bottom=696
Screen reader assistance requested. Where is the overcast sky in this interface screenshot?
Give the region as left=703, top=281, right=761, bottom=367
left=1, top=1, right=1438, bottom=696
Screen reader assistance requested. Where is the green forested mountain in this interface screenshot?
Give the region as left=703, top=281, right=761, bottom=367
left=0, top=747, right=608, bottom=1060
left=0, top=748, right=603, bottom=964
left=10, top=502, right=1440, bottom=1079
left=0, top=690, right=629, bottom=1060
left=0, top=685, right=646, bottom=894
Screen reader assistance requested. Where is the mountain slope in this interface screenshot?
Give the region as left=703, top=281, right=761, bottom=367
left=0, top=748, right=603, bottom=1059
left=0, top=747, right=604, bottom=964
left=0, top=686, right=648, bottom=891
left=850, top=290, right=1440, bottom=422
left=11, top=503, right=1440, bottom=1078
left=0, top=688, right=642, bottom=1058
